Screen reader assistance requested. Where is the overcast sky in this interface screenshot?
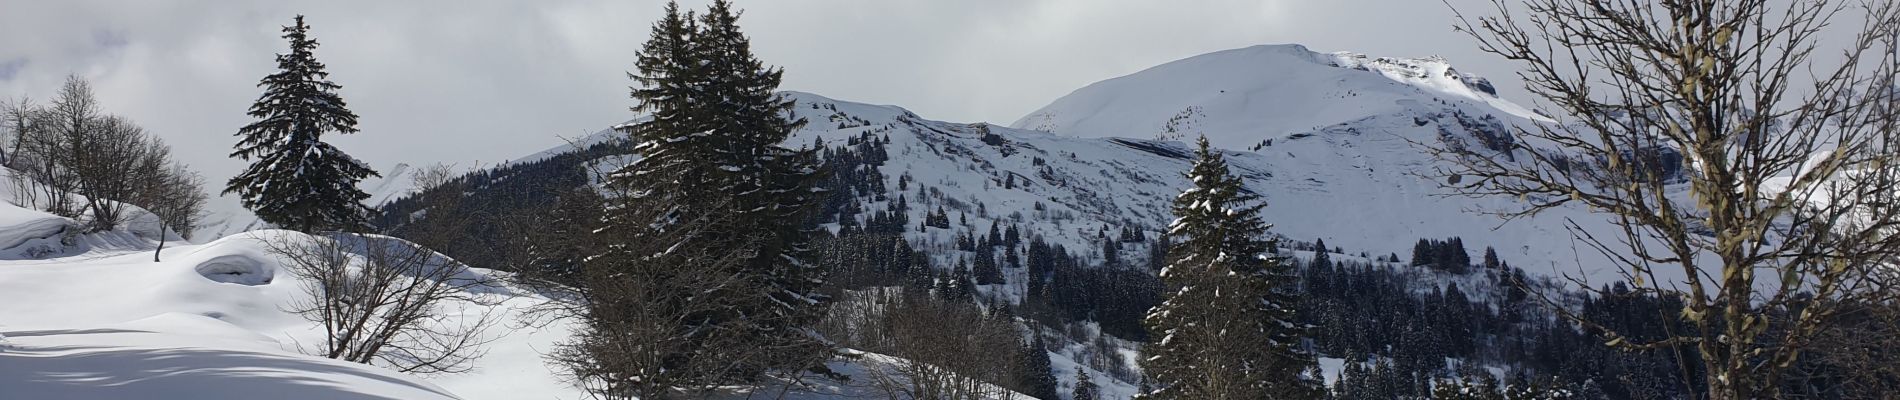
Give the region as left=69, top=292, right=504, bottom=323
left=0, top=0, right=1518, bottom=195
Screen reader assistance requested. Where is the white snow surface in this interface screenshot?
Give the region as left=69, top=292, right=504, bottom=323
left=0, top=313, right=463, bottom=400
left=0, top=227, right=516, bottom=399
left=1011, top=44, right=1547, bottom=148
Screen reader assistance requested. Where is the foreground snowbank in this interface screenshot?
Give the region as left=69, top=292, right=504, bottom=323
left=0, top=229, right=563, bottom=399
left=0, top=313, right=460, bottom=400
left=0, top=226, right=1035, bottom=399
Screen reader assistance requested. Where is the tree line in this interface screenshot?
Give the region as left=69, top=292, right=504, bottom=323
left=3, top=77, right=207, bottom=260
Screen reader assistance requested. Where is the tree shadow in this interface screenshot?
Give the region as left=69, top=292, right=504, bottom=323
left=0, top=340, right=459, bottom=399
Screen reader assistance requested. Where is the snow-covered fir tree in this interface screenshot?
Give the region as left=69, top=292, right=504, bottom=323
left=1072, top=367, right=1101, bottom=400
left=565, top=0, right=829, bottom=395
left=1139, top=137, right=1321, bottom=399
left=224, top=15, right=377, bottom=232
left=1432, top=375, right=1505, bottom=400
left=1013, top=334, right=1059, bottom=399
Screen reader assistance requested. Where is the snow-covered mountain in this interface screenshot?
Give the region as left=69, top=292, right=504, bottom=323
left=736, top=47, right=1617, bottom=284
left=993, top=44, right=1627, bottom=280
left=1012, top=44, right=1547, bottom=147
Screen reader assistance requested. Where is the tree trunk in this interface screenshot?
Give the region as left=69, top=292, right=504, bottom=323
left=152, top=224, right=166, bottom=262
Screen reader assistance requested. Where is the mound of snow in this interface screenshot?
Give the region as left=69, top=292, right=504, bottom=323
left=0, top=230, right=553, bottom=399
left=193, top=254, right=275, bottom=286
left=0, top=202, right=71, bottom=258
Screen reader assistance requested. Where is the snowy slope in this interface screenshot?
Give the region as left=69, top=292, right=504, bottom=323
left=393, top=43, right=1612, bottom=284
left=1011, top=44, right=1547, bottom=148
left=998, top=44, right=1637, bottom=281
left=760, top=90, right=1617, bottom=283
left=0, top=228, right=545, bottom=399
left=0, top=207, right=1033, bottom=399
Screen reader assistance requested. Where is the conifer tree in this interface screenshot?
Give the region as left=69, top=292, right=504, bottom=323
left=1072, top=367, right=1101, bottom=400
left=944, top=261, right=975, bottom=301
left=1312, top=239, right=1332, bottom=267
left=226, top=15, right=377, bottom=232
left=1147, top=235, right=1170, bottom=271
left=1015, top=334, right=1059, bottom=399
left=974, top=249, right=1003, bottom=285
left=706, top=0, right=828, bottom=371
left=565, top=1, right=828, bottom=395
left=906, top=253, right=935, bottom=293
left=1432, top=375, right=1505, bottom=400
left=1140, top=137, right=1320, bottom=399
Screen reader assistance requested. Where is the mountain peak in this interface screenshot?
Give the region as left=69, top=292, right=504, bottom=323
left=1326, top=51, right=1496, bottom=96
left=1010, top=43, right=1541, bottom=149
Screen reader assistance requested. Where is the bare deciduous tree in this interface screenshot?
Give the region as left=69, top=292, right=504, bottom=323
left=7, top=77, right=206, bottom=237
left=267, top=232, right=502, bottom=374
left=544, top=192, right=809, bottom=399
left=0, top=96, right=32, bottom=168
left=72, top=115, right=157, bottom=231
left=1441, top=0, right=1900, bottom=398
left=1, top=96, right=43, bottom=208
left=16, top=77, right=89, bottom=218
left=145, top=164, right=207, bottom=261
left=819, top=288, right=1024, bottom=400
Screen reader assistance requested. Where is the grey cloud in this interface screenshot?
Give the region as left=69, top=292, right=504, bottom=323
left=0, top=59, right=25, bottom=81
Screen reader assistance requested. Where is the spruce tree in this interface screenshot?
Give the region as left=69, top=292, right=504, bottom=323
left=944, top=261, right=975, bottom=301
left=1147, top=235, right=1170, bottom=271
left=1072, top=367, right=1101, bottom=400
left=226, top=15, right=377, bottom=232
left=974, top=249, right=1003, bottom=285
left=1432, top=375, right=1505, bottom=400
left=577, top=0, right=828, bottom=394
left=1312, top=239, right=1332, bottom=267
left=1140, top=137, right=1321, bottom=399
left=1015, top=334, right=1059, bottom=399
left=694, top=0, right=829, bottom=348
left=1482, top=246, right=1501, bottom=270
